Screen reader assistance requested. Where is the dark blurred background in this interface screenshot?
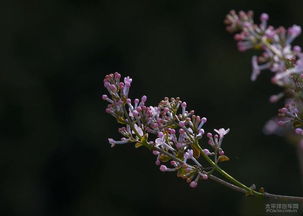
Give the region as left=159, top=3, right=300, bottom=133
left=3, top=0, right=303, bottom=215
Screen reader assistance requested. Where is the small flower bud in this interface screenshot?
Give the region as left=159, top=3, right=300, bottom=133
left=158, top=132, right=164, bottom=138
left=152, top=150, right=159, bottom=155
left=203, top=149, right=211, bottom=155
left=294, top=45, right=302, bottom=53
left=160, top=165, right=168, bottom=172
left=170, top=161, right=178, bottom=167
left=295, top=128, right=303, bottom=135
left=201, top=174, right=208, bottom=180
left=109, top=84, right=117, bottom=92
left=179, top=121, right=186, bottom=127
left=198, top=129, right=205, bottom=135
left=189, top=181, right=198, bottom=188
left=102, top=94, right=108, bottom=100
left=132, top=110, right=139, bottom=116
left=114, top=72, right=121, bottom=80
left=141, top=95, right=147, bottom=103
left=280, top=107, right=288, bottom=113
left=260, top=13, right=269, bottom=22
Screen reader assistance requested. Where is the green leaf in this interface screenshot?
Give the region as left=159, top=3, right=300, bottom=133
left=135, top=142, right=143, bottom=148
left=116, top=117, right=126, bottom=124
left=293, top=120, right=303, bottom=128
left=191, top=144, right=201, bottom=159
left=177, top=167, right=187, bottom=178
left=176, top=151, right=184, bottom=160
left=138, top=134, right=152, bottom=150
left=177, top=167, right=194, bottom=179
left=218, top=155, right=230, bottom=162
left=159, top=154, right=171, bottom=162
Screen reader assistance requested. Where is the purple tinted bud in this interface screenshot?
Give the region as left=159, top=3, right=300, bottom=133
left=114, top=72, right=121, bottom=80
left=207, top=133, right=212, bottom=138
left=198, top=117, right=207, bottom=130
left=109, top=84, right=117, bottom=92
left=179, top=121, right=185, bottom=127
left=189, top=181, right=198, bottom=188
left=280, top=107, right=288, bottom=113
left=198, top=129, right=205, bottom=135
left=294, top=45, right=302, bottom=53
left=158, top=132, right=164, bottom=138
left=179, top=128, right=185, bottom=134
left=195, top=116, right=201, bottom=122
left=288, top=25, right=301, bottom=36
left=102, top=94, right=108, bottom=100
left=295, top=128, right=303, bottom=135
left=269, top=95, right=279, bottom=103
left=181, top=102, right=187, bottom=108
left=260, top=13, right=269, bottom=22
left=153, top=150, right=159, bottom=155
left=141, top=95, right=147, bottom=103
left=219, top=150, right=225, bottom=155
left=234, top=33, right=244, bottom=41
left=170, top=161, right=178, bottom=167
left=201, top=174, right=208, bottom=180
left=203, top=149, right=211, bottom=155
left=169, top=128, right=176, bottom=134
left=132, top=110, right=139, bottom=116
left=163, top=107, right=169, bottom=112
left=155, top=160, right=161, bottom=166
left=160, top=165, right=167, bottom=172
left=104, top=81, right=110, bottom=88
left=136, top=106, right=142, bottom=112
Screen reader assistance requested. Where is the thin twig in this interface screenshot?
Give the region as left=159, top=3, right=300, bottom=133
left=129, top=106, right=303, bottom=202
left=263, top=192, right=303, bottom=202
left=153, top=143, right=303, bottom=202
left=208, top=174, right=247, bottom=194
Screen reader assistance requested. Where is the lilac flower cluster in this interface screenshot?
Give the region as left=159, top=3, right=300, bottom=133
left=102, top=72, right=230, bottom=188
left=225, top=10, right=303, bottom=137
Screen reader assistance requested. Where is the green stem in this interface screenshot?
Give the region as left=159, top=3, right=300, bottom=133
left=196, top=142, right=263, bottom=197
